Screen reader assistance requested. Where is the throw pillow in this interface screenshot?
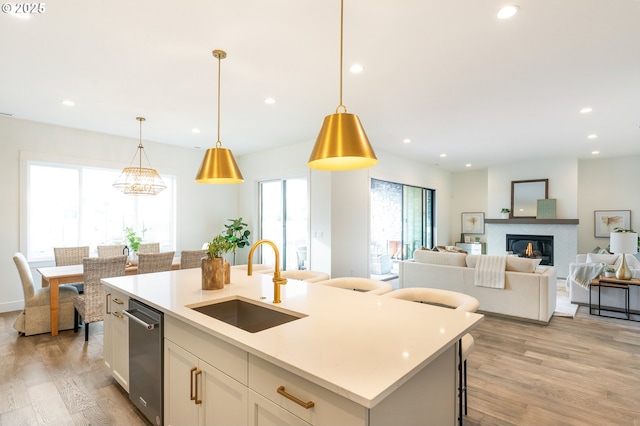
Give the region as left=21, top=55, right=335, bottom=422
left=586, top=253, right=618, bottom=265
left=505, top=257, right=542, bottom=273
left=414, top=250, right=467, bottom=267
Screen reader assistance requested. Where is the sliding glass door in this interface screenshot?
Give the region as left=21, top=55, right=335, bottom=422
left=259, top=178, right=308, bottom=271
left=370, top=179, right=434, bottom=276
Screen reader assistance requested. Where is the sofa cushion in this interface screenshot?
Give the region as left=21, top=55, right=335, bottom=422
left=414, top=250, right=467, bottom=267
left=586, top=253, right=618, bottom=265
left=614, top=254, right=640, bottom=269
left=505, top=257, right=542, bottom=273
left=466, top=255, right=479, bottom=268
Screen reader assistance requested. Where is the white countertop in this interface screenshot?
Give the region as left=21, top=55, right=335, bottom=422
left=102, top=268, right=483, bottom=408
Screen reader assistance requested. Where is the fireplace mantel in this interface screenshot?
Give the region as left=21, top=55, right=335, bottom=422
left=485, top=218, right=579, bottom=225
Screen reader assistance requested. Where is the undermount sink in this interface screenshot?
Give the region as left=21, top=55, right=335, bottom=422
left=189, top=297, right=306, bottom=333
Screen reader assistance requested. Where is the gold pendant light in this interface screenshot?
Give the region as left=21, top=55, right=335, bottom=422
left=113, top=117, right=166, bottom=195
left=195, top=49, right=244, bottom=184
left=308, top=0, right=378, bottom=171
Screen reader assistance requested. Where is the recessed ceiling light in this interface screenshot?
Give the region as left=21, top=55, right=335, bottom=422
left=587, top=134, right=598, bottom=139
left=440, top=153, right=447, bottom=158
left=591, top=151, right=600, bottom=155
left=465, top=163, right=472, bottom=168
left=350, top=64, right=363, bottom=73
left=580, top=107, right=593, bottom=114
left=497, top=5, right=519, bottom=19
left=403, top=138, right=411, bottom=144
left=61, top=100, right=75, bottom=106
left=264, top=97, right=276, bottom=104
left=192, top=128, right=200, bottom=134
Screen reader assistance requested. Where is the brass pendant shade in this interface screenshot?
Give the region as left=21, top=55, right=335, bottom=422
left=195, top=49, right=244, bottom=184
left=308, top=0, right=377, bottom=171
left=308, top=112, right=377, bottom=170
left=195, top=144, right=244, bottom=184
left=113, top=117, right=166, bottom=195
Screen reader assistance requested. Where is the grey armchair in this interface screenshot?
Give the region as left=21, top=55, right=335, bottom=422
left=13, top=252, right=79, bottom=336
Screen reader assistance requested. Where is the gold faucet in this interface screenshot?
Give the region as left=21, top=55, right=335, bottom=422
left=247, top=239, right=287, bottom=303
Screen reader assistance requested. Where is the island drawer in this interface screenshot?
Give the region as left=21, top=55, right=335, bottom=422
left=248, top=354, right=367, bottom=425
left=165, top=315, right=248, bottom=384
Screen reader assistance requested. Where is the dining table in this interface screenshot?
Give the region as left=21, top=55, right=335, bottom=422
left=37, top=260, right=179, bottom=336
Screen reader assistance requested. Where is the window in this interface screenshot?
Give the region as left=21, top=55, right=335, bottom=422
left=259, top=178, right=308, bottom=270
left=26, top=161, right=176, bottom=261
left=370, top=179, right=435, bottom=266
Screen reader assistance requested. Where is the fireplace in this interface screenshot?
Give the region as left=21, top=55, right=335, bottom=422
left=506, top=234, right=554, bottom=266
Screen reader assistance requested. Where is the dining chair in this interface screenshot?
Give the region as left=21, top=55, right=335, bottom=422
left=13, top=252, right=79, bottom=336
left=384, top=288, right=479, bottom=417
left=179, top=249, right=207, bottom=269
left=315, top=277, right=393, bottom=295
left=137, top=251, right=176, bottom=274
left=74, top=255, right=127, bottom=341
left=97, top=244, right=127, bottom=257
left=53, top=246, right=90, bottom=293
left=138, top=242, right=160, bottom=254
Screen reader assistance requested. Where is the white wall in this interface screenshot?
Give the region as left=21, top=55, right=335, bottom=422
left=451, top=169, right=488, bottom=242
left=0, top=116, right=237, bottom=313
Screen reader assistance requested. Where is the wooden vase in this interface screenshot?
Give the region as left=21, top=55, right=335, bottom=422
left=224, top=260, right=230, bottom=284
left=201, top=257, right=224, bottom=290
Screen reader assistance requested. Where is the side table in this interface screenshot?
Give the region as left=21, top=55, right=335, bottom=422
left=589, top=276, right=640, bottom=321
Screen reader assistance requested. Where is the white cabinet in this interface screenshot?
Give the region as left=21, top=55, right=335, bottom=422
left=164, top=317, right=248, bottom=426
left=249, top=390, right=311, bottom=426
left=103, top=288, right=129, bottom=392
left=456, top=242, right=486, bottom=255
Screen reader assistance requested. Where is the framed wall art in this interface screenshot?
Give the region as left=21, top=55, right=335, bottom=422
left=594, top=210, right=631, bottom=237
left=461, top=212, right=484, bottom=234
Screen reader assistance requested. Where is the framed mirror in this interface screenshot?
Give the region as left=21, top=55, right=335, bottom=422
left=511, top=179, right=548, bottom=218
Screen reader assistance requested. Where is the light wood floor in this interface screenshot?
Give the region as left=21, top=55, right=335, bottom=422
left=1, top=294, right=639, bottom=425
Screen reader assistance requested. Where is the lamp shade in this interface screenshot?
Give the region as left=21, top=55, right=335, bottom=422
left=113, top=166, right=166, bottom=195
left=610, top=232, right=638, bottom=255
left=308, top=112, right=378, bottom=171
left=195, top=146, right=244, bottom=184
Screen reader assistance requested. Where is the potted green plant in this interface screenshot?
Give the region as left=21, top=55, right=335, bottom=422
left=603, top=265, right=616, bottom=278
left=202, top=235, right=233, bottom=290
left=500, top=208, right=510, bottom=219
left=223, top=217, right=251, bottom=265
left=123, top=226, right=147, bottom=261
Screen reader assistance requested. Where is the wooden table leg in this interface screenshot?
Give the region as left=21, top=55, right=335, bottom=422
left=49, top=277, right=59, bottom=336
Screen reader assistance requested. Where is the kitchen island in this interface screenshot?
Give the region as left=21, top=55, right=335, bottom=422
left=102, top=267, right=483, bottom=425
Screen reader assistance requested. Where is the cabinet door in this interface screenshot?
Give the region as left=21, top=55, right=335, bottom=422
left=164, top=339, right=199, bottom=426
left=110, top=293, right=129, bottom=391
left=199, top=358, right=248, bottom=426
left=248, top=390, right=311, bottom=426
left=103, top=290, right=113, bottom=372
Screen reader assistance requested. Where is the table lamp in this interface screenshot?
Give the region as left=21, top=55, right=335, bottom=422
left=610, top=231, right=638, bottom=280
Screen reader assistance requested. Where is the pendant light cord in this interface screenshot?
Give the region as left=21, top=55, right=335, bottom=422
left=337, top=0, right=346, bottom=113
left=216, top=52, right=222, bottom=148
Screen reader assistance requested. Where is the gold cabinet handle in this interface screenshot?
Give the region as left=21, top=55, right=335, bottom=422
left=194, top=369, right=202, bottom=405
left=105, top=293, right=111, bottom=315
left=277, top=386, right=315, bottom=409
left=113, top=298, right=125, bottom=305
left=112, top=311, right=124, bottom=319
left=190, top=367, right=197, bottom=402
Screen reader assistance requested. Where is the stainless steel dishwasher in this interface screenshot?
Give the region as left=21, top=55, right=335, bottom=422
left=123, top=299, right=163, bottom=426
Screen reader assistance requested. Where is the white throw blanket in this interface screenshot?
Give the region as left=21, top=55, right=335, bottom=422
left=474, top=255, right=507, bottom=288
left=571, top=262, right=605, bottom=289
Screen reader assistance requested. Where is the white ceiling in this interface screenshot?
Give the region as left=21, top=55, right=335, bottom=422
left=2, top=0, right=639, bottom=171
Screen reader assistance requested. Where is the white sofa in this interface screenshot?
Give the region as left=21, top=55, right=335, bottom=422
left=569, top=253, right=640, bottom=312
left=399, top=250, right=557, bottom=324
